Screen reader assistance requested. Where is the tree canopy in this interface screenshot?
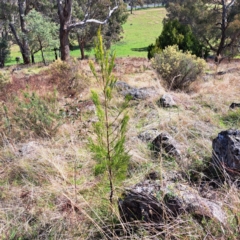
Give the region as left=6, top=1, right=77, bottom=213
left=0, top=0, right=124, bottom=64
left=166, top=0, right=240, bottom=62
left=148, top=19, right=208, bottom=59
left=24, top=9, right=58, bottom=64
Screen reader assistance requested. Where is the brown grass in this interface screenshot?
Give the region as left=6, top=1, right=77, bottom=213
left=0, top=58, right=240, bottom=239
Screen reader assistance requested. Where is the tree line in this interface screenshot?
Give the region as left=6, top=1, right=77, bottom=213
left=0, top=0, right=128, bottom=66
left=149, top=0, right=240, bottom=63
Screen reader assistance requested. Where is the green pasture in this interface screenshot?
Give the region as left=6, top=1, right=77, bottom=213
left=6, top=8, right=166, bottom=65
left=113, top=7, right=166, bottom=57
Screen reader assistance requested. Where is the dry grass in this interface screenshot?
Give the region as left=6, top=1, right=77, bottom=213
left=0, top=58, right=240, bottom=239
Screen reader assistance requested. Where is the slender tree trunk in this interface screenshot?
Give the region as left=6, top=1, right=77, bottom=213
left=40, top=48, right=46, bottom=66
left=31, top=54, right=35, bottom=64
left=215, top=3, right=227, bottom=63
left=38, top=38, right=46, bottom=65
left=77, top=34, right=85, bottom=59
left=54, top=48, right=58, bottom=60
left=80, top=42, right=85, bottom=60
left=0, top=60, right=4, bottom=68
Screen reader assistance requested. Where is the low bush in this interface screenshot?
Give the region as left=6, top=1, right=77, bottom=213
left=13, top=90, right=63, bottom=138
left=152, top=45, right=206, bottom=91
left=48, top=58, right=89, bottom=97
left=0, top=71, right=10, bottom=91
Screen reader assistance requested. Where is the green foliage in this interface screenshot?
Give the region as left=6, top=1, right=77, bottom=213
left=88, top=29, right=130, bottom=203
left=221, top=109, right=240, bottom=129
left=13, top=90, right=63, bottom=138
left=165, top=0, right=240, bottom=62
left=152, top=45, right=206, bottom=91
left=24, top=9, right=58, bottom=63
left=0, top=37, right=10, bottom=67
left=0, top=71, right=10, bottom=90
left=148, top=19, right=209, bottom=59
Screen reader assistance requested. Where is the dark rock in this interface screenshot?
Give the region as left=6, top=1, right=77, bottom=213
left=115, top=81, right=158, bottom=100
left=118, top=181, right=166, bottom=223
left=157, top=94, right=177, bottom=108
left=145, top=171, right=160, bottom=180
left=119, top=181, right=226, bottom=224
left=151, top=132, right=182, bottom=159
left=115, top=81, right=132, bottom=92
left=229, top=103, right=240, bottom=109
left=212, top=129, right=240, bottom=171
left=138, top=129, right=160, bottom=142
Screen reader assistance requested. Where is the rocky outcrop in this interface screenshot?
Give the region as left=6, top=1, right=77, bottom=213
left=157, top=94, right=177, bottom=108
left=115, top=81, right=158, bottom=100
left=118, top=180, right=226, bottom=225
left=212, top=129, right=240, bottom=171
left=229, top=103, right=240, bottom=109
left=138, top=129, right=160, bottom=142
left=151, top=132, right=182, bottom=159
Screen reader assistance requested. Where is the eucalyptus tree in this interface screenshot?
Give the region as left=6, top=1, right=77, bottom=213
left=24, top=9, right=58, bottom=65
left=3, top=0, right=55, bottom=64
left=70, top=0, right=128, bottom=59
left=128, top=0, right=143, bottom=14
left=166, top=0, right=240, bottom=62
left=57, top=0, right=119, bottom=61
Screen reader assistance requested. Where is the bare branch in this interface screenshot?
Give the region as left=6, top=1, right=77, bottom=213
left=203, top=36, right=217, bottom=52
left=68, top=5, right=118, bottom=30
left=226, top=0, right=236, bottom=9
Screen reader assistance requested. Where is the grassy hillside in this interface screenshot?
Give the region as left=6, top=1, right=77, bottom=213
left=1, top=53, right=240, bottom=238
left=110, top=8, right=165, bottom=57
left=6, top=8, right=165, bottom=65
left=1, top=8, right=240, bottom=239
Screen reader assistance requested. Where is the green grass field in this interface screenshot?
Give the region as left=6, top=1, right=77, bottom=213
left=113, top=8, right=166, bottom=57
left=6, top=8, right=166, bottom=65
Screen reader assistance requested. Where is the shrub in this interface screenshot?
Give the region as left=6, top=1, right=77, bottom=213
left=0, top=71, right=10, bottom=91
left=48, top=58, right=89, bottom=97
left=148, top=19, right=209, bottom=59
left=152, top=45, right=206, bottom=91
left=13, top=90, right=63, bottom=137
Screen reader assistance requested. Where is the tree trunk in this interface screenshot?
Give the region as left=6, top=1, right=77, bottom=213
left=40, top=48, right=46, bottom=66
left=77, top=34, right=85, bottom=60
left=0, top=60, right=4, bottom=68
left=53, top=48, right=58, bottom=60
left=57, top=0, right=72, bottom=61
left=17, top=0, right=30, bottom=64
left=80, top=42, right=85, bottom=60
left=31, top=54, right=35, bottom=64
left=9, top=23, right=31, bottom=64
left=38, top=38, right=46, bottom=65
left=21, top=40, right=30, bottom=64
left=59, top=27, right=70, bottom=61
